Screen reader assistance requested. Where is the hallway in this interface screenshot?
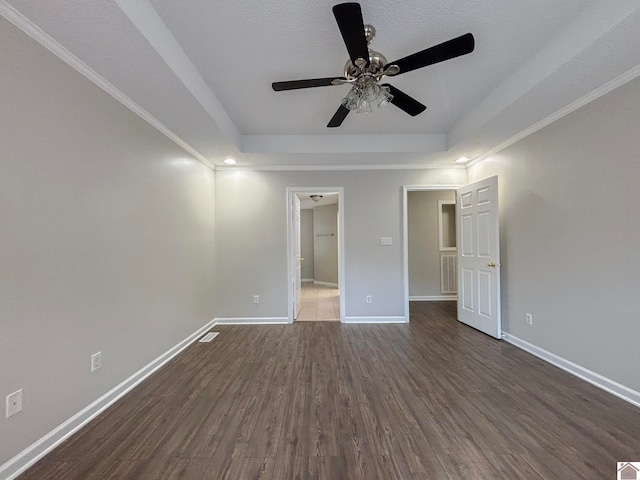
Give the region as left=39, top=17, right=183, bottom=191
left=296, top=282, right=340, bottom=321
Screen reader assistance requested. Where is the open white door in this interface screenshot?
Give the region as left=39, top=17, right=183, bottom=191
left=457, top=175, right=501, bottom=338
left=293, top=194, right=302, bottom=319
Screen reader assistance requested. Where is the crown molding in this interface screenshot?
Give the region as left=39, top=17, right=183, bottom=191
left=467, top=62, right=640, bottom=168
left=241, top=133, right=447, bottom=154
left=216, top=163, right=465, bottom=172
left=114, top=0, right=240, bottom=148
left=0, top=1, right=214, bottom=171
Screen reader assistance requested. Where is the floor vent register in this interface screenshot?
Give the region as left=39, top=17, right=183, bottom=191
left=199, top=332, right=220, bottom=343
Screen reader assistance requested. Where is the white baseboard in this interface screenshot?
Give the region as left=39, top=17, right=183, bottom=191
left=214, top=317, right=290, bottom=325
left=301, top=278, right=314, bottom=283
left=12, top=320, right=637, bottom=480
left=313, top=280, right=338, bottom=287
left=343, top=316, right=408, bottom=324
left=0, top=319, right=218, bottom=480
left=503, top=333, right=640, bottom=409
left=409, top=295, right=457, bottom=301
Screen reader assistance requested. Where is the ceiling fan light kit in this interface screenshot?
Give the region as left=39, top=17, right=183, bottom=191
left=341, top=83, right=393, bottom=114
left=272, top=2, right=475, bottom=128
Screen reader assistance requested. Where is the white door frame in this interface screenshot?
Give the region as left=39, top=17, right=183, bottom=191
left=286, top=187, right=346, bottom=323
left=293, top=193, right=302, bottom=319
left=402, top=185, right=464, bottom=322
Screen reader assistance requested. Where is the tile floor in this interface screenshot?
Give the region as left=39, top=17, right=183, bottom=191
left=296, top=282, right=340, bottom=321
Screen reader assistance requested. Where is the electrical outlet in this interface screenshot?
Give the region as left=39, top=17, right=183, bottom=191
left=91, top=352, right=102, bottom=372
left=253, top=295, right=259, bottom=304
left=366, top=295, right=372, bottom=304
left=525, top=313, right=533, bottom=326
left=6, top=389, right=23, bottom=418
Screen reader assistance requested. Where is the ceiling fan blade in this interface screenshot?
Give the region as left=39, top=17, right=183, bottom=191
left=382, top=84, right=426, bottom=116
left=327, top=105, right=350, bottom=128
left=272, top=77, right=346, bottom=91
left=389, top=33, right=474, bottom=75
left=333, top=3, right=370, bottom=68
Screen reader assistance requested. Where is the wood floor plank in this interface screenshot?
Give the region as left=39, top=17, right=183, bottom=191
left=245, top=389, right=288, bottom=458
left=17, top=301, right=640, bottom=479
left=277, top=393, right=311, bottom=458
left=235, top=456, right=275, bottom=480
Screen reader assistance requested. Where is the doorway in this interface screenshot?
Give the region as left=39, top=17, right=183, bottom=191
left=402, top=185, right=461, bottom=321
left=402, top=179, right=502, bottom=338
left=287, top=187, right=345, bottom=323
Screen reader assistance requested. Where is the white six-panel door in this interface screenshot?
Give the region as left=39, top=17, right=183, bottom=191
left=457, top=176, right=502, bottom=339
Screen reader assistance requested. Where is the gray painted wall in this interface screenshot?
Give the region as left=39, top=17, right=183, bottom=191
left=0, top=18, right=216, bottom=466
left=215, top=169, right=467, bottom=319
left=468, top=76, right=640, bottom=392
left=300, top=209, right=314, bottom=280
left=10, top=0, right=640, bottom=468
left=313, top=204, right=338, bottom=284
left=408, top=190, right=456, bottom=297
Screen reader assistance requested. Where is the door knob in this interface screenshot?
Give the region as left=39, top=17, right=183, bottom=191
left=488, top=261, right=496, bottom=267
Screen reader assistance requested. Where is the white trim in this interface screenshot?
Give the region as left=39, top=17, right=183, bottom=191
left=409, top=295, right=457, bottom=301
left=343, top=316, right=408, bottom=324
left=437, top=200, right=457, bottom=252
left=0, top=318, right=217, bottom=480
left=313, top=280, right=338, bottom=287
left=402, top=185, right=464, bottom=323
left=218, top=164, right=465, bottom=172
left=213, top=317, right=290, bottom=325
left=287, top=188, right=346, bottom=324
left=240, top=133, right=446, bottom=154
left=467, top=63, right=640, bottom=169
left=301, top=278, right=314, bottom=283
left=402, top=187, right=409, bottom=323
left=503, top=333, right=640, bottom=409
left=114, top=0, right=240, bottom=146
left=0, top=0, right=213, bottom=170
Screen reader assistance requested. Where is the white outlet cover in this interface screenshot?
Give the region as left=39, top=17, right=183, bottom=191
left=91, top=352, right=101, bottom=372
left=6, top=389, right=23, bottom=418
left=380, top=237, right=392, bottom=246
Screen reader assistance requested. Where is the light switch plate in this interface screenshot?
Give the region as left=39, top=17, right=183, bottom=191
left=380, top=237, right=392, bottom=246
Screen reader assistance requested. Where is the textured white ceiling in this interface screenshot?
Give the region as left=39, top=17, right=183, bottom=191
left=3, top=0, right=640, bottom=167
left=148, top=0, right=590, bottom=135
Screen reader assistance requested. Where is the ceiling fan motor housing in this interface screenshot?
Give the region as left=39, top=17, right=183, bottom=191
left=344, top=49, right=388, bottom=79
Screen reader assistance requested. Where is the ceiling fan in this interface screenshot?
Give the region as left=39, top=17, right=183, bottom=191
left=272, top=2, right=475, bottom=128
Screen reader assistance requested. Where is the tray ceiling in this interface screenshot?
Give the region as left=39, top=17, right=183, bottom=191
left=2, top=0, right=640, bottom=168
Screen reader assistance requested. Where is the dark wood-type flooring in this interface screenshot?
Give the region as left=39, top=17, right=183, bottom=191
left=20, top=302, right=640, bottom=479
